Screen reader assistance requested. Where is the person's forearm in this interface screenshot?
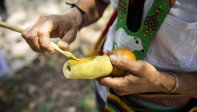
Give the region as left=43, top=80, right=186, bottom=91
left=160, top=72, right=197, bottom=98
left=76, top=0, right=109, bottom=26
left=176, top=73, right=197, bottom=98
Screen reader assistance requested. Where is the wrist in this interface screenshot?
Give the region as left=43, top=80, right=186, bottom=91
left=157, top=72, right=178, bottom=93
left=74, top=6, right=87, bottom=29
left=76, top=0, right=94, bottom=24
left=76, top=0, right=108, bottom=24
left=167, top=73, right=179, bottom=93
left=66, top=7, right=84, bottom=29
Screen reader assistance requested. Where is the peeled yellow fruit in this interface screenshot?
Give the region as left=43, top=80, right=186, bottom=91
left=63, top=55, right=113, bottom=79
left=110, top=48, right=136, bottom=76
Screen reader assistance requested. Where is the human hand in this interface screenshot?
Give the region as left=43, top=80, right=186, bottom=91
left=21, top=7, right=83, bottom=53
left=97, top=55, right=176, bottom=95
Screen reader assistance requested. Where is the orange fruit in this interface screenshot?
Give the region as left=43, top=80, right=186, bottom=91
left=110, top=48, right=136, bottom=76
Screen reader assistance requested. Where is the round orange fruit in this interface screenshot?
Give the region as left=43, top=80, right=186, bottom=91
left=110, top=48, right=136, bottom=76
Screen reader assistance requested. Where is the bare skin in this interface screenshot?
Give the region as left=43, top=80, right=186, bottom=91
left=22, top=0, right=197, bottom=98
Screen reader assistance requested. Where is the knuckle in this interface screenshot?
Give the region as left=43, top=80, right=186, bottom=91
left=40, top=43, right=49, bottom=49
left=37, top=30, right=46, bottom=35
left=113, top=89, right=124, bottom=96
left=99, top=82, right=108, bottom=87
left=21, top=32, right=27, bottom=38
left=114, top=82, right=122, bottom=89
left=113, top=56, right=120, bottom=65
left=140, top=61, right=148, bottom=69
left=117, top=56, right=128, bottom=67
left=96, top=78, right=105, bottom=86
left=49, top=14, right=61, bottom=23
left=25, top=34, right=35, bottom=40
left=21, top=29, right=31, bottom=38
left=48, top=14, right=56, bottom=19
left=22, top=30, right=37, bottom=40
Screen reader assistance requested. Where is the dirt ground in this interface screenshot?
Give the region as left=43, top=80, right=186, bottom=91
left=0, top=52, right=96, bottom=112
left=0, top=0, right=113, bottom=112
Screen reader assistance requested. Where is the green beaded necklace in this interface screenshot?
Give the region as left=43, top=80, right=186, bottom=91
left=114, top=0, right=175, bottom=60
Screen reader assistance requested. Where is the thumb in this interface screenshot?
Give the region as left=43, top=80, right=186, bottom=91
left=110, top=55, right=145, bottom=76
left=58, top=30, right=77, bottom=51
left=58, top=40, right=70, bottom=51
left=110, top=55, right=136, bottom=72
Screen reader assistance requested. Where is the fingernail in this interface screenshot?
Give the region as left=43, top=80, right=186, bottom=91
left=110, top=55, right=117, bottom=63
left=48, top=48, right=54, bottom=54
left=58, top=40, right=70, bottom=51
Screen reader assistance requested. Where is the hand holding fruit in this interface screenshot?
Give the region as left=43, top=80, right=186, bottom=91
left=97, top=48, right=176, bottom=95
left=62, top=47, right=175, bottom=95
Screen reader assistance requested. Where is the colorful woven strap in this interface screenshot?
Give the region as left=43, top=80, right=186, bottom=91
left=105, top=90, right=135, bottom=112
left=105, top=90, right=192, bottom=112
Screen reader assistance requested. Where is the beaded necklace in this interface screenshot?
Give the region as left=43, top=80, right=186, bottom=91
left=114, top=0, right=175, bottom=60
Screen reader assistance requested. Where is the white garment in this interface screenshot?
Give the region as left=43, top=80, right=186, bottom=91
left=146, top=0, right=197, bottom=72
